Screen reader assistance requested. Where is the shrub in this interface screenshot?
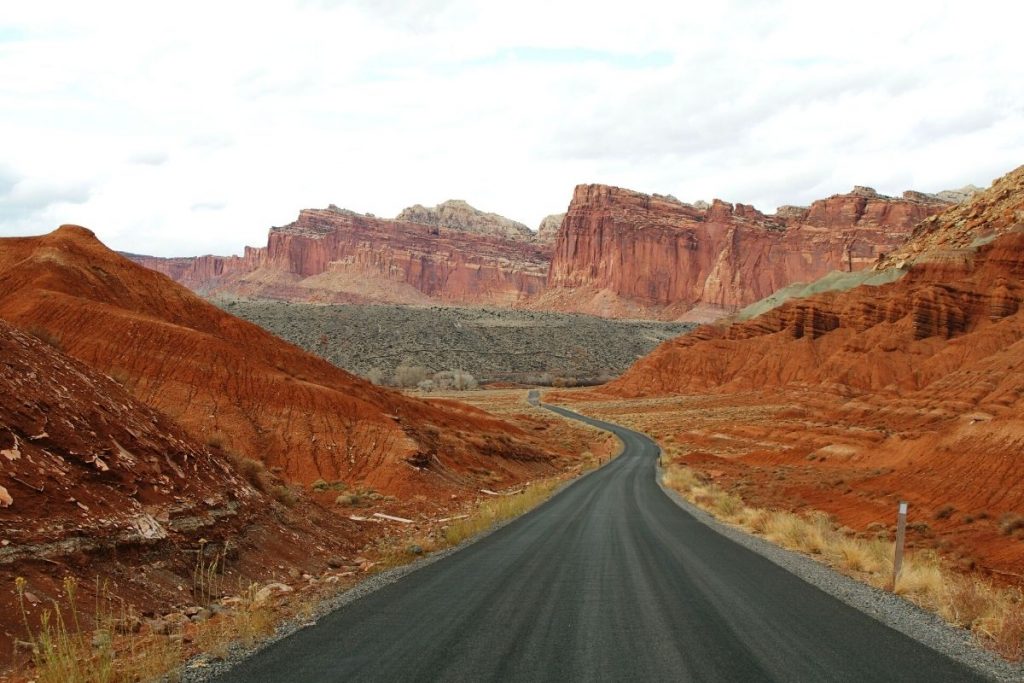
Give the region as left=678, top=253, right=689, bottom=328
left=270, top=485, right=297, bottom=508
left=999, top=514, right=1024, bottom=536
left=26, top=325, right=64, bottom=351
left=392, top=365, right=431, bottom=388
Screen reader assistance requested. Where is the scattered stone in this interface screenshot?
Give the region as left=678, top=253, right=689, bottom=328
left=14, top=639, right=35, bottom=653
left=408, top=544, right=424, bottom=555
left=253, top=582, right=293, bottom=605
left=116, top=615, right=143, bottom=634
left=147, top=618, right=171, bottom=635
left=190, top=608, right=212, bottom=623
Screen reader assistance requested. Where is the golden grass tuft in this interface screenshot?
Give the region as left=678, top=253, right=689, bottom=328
left=444, top=479, right=561, bottom=546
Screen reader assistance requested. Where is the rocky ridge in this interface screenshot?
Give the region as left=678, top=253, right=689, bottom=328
left=535, top=213, right=566, bottom=244
left=395, top=199, right=535, bottom=241
left=129, top=181, right=973, bottom=320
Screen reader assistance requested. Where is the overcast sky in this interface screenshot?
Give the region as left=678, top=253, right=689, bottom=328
left=1, top=1, right=1022, bottom=256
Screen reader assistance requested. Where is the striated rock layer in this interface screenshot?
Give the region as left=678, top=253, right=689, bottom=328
left=540, top=184, right=953, bottom=321
left=0, top=226, right=559, bottom=494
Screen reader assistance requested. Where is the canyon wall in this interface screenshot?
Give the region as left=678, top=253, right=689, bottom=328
left=540, top=184, right=954, bottom=321
left=130, top=185, right=962, bottom=319
left=132, top=207, right=551, bottom=306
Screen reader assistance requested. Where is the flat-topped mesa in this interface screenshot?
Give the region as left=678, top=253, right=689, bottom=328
left=541, top=182, right=954, bottom=321
left=395, top=199, right=534, bottom=241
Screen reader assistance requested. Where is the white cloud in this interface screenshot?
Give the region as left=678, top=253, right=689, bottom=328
left=1, top=0, right=1023, bottom=255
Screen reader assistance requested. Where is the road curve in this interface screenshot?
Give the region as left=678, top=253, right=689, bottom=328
left=215, top=400, right=984, bottom=682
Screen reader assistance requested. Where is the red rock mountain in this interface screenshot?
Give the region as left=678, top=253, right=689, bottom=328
left=130, top=186, right=957, bottom=320
left=0, top=226, right=558, bottom=494
left=132, top=207, right=550, bottom=306
left=539, top=184, right=953, bottom=321
left=606, top=165, right=1024, bottom=397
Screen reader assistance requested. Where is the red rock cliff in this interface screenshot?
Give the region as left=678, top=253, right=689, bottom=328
left=540, top=184, right=951, bottom=320
left=131, top=208, right=550, bottom=306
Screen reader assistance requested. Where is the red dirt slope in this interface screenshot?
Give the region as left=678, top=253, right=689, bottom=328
left=0, top=317, right=376, bottom=664
left=0, top=226, right=557, bottom=495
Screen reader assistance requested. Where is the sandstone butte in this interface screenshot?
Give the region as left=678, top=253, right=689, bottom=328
left=0, top=226, right=563, bottom=498
left=582, top=163, right=1024, bottom=580
left=128, top=188, right=955, bottom=321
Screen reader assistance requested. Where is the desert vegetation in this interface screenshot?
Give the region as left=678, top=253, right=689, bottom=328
left=215, top=300, right=692, bottom=385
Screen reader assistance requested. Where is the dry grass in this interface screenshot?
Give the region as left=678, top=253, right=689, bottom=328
left=16, top=576, right=142, bottom=683
left=444, top=479, right=561, bottom=546
left=662, top=462, right=1024, bottom=660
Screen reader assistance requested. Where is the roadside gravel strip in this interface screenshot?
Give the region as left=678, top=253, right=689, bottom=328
left=195, top=402, right=1018, bottom=682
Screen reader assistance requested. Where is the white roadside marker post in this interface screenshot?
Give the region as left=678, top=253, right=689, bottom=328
left=892, top=501, right=908, bottom=590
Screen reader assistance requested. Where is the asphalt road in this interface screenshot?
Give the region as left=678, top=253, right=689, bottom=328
left=216, top=400, right=984, bottom=682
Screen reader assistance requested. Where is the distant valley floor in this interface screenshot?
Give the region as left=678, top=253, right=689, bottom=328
left=215, top=300, right=694, bottom=385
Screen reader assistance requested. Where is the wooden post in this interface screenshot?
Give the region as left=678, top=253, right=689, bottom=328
left=892, top=501, right=908, bottom=590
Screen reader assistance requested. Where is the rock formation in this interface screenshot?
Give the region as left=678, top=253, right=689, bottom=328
left=131, top=207, right=551, bottom=306
left=395, top=199, right=534, bottom=241
left=539, top=183, right=954, bottom=321
left=0, top=317, right=268, bottom=548
left=535, top=213, right=566, bottom=245
left=129, top=182, right=972, bottom=321
left=879, top=166, right=1024, bottom=269
left=0, top=226, right=558, bottom=493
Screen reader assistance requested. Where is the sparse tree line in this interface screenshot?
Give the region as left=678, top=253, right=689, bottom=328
left=365, top=365, right=479, bottom=391
left=363, top=365, right=618, bottom=390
